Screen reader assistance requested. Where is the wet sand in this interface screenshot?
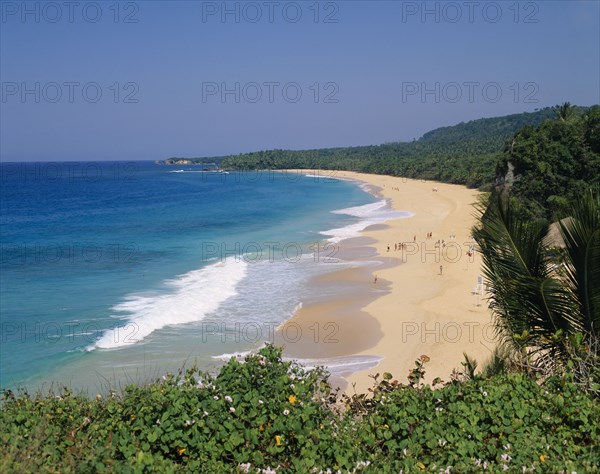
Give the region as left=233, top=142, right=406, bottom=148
left=276, top=171, right=495, bottom=394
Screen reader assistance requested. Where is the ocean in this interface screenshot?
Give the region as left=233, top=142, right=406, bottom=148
left=0, top=162, right=409, bottom=392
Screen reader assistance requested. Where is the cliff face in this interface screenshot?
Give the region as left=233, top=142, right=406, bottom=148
left=495, top=161, right=518, bottom=194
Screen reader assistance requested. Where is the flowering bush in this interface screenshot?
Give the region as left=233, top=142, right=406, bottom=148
left=1, top=346, right=598, bottom=473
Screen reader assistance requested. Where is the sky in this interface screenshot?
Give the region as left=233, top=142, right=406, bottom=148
left=1, top=0, right=599, bottom=162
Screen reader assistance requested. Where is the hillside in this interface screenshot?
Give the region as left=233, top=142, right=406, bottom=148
left=162, top=107, right=560, bottom=188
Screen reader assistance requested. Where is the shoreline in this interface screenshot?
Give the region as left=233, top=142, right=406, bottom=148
left=276, top=170, right=495, bottom=394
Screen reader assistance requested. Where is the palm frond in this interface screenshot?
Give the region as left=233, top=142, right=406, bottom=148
left=558, top=188, right=600, bottom=336
left=473, top=194, right=579, bottom=358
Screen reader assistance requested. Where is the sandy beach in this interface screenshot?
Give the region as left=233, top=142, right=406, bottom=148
left=277, top=171, right=495, bottom=394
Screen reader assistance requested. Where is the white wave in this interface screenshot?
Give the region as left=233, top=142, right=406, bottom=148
left=275, top=302, right=303, bottom=331
left=211, top=349, right=255, bottom=361
left=211, top=350, right=382, bottom=378
left=332, top=199, right=388, bottom=217
left=88, top=258, right=248, bottom=350
left=303, top=173, right=339, bottom=180
left=321, top=200, right=414, bottom=243
left=287, top=355, right=383, bottom=377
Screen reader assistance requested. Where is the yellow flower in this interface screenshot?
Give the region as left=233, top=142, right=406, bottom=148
left=275, top=435, right=282, bottom=446
left=259, top=424, right=265, bottom=431
left=177, top=448, right=186, bottom=456
left=288, top=395, right=298, bottom=405
left=417, top=461, right=425, bottom=470
left=540, top=454, right=547, bottom=463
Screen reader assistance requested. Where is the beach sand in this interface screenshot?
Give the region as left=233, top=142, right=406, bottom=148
left=277, top=171, right=495, bottom=394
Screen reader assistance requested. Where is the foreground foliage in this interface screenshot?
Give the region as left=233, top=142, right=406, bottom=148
left=2, top=346, right=598, bottom=473
left=473, top=189, right=600, bottom=388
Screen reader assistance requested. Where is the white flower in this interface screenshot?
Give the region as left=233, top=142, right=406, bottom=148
left=482, top=391, right=488, bottom=397
left=239, top=463, right=251, bottom=473
left=156, top=419, right=161, bottom=425
left=229, top=406, right=236, bottom=413
left=225, top=395, right=233, bottom=403
left=503, top=444, right=511, bottom=451
left=283, top=409, right=290, bottom=416
left=203, top=411, right=209, bottom=417
left=501, top=454, right=512, bottom=462
left=261, top=468, right=277, bottom=474
left=184, top=420, right=191, bottom=427
left=290, top=384, right=295, bottom=389
left=438, top=438, right=447, bottom=447
left=502, top=465, right=509, bottom=471
left=213, top=396, right=219, bottom=400
left=258, top=399, right=264, bottom=404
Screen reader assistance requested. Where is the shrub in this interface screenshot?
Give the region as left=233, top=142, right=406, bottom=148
left=1, top=346, right=599, bottom=473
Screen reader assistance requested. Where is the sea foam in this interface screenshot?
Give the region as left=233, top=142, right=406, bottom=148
left=321, top=199, right=414, bottom=243
left=88, top=258, right=248, bottom=350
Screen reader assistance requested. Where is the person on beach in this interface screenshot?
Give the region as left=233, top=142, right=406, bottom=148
left=439, top=265, right=443, bottom=275
left=387, top=245, right=390, bottom=252
left=373, top=275, right=378, bottom=284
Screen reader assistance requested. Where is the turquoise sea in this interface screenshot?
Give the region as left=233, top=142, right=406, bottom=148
left=0, top=162, right=409, bottom=391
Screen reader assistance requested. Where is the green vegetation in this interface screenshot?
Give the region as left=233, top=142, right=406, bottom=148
left=162, top=107, right=599, bottom=206
left=496, top=104, right=600, bottom=220
left=164, top=108, right=560, bottom=189
left=2, top=346, right=599, bottom=473
left=473, top=190, right=600, bottom=387
left=219, top=108, right=560, bottom=189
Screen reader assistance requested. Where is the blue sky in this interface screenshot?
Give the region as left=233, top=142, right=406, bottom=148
left=1, top=0, right=599, bottom=161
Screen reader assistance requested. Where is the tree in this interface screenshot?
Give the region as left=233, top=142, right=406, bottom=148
left=473, top=189, right=600, bottom=369
left=554, top=101, right=576, bottom=122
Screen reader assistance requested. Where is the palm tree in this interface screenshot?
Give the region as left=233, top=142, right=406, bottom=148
left=554, top=102, right=576, bottom=122
left=472, top=189, right=600, bottom=370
